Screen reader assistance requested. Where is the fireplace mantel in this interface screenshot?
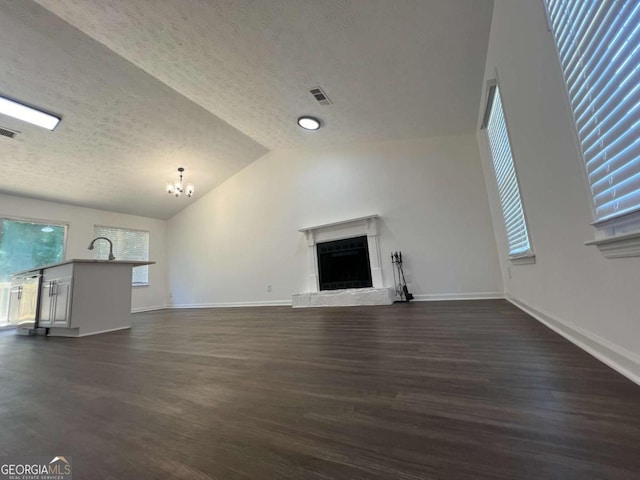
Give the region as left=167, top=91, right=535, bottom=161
left=298, top=214, right=380, bottom=235
left=298, top=214, right=384, bottom=293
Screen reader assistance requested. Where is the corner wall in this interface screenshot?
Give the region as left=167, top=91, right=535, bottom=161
left=167, top=134, right=503, bottom=307
left=477, top=1, right=640, bottom=382
left=0, top=193, right=168, bottom=311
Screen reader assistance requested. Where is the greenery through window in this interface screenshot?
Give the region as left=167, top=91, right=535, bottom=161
left=0, top=218, right=66, bottom=323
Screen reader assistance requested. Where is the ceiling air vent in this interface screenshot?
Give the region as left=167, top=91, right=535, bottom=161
left=0, top=127, right=18, bottom=139
left=309, top=86, right=332, bottom=105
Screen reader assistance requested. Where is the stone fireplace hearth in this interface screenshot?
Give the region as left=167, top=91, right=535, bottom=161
left=292, top=215, right=394, bottom=307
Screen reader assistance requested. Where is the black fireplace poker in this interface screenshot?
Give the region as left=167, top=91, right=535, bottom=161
left=391, top=251, right=414, bottom=302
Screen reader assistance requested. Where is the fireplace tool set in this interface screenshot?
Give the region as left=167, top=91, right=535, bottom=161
left=391, top=251, right=413, bottom=302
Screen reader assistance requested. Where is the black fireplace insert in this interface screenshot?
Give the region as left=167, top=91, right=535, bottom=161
left=317, top=236, right=373, bottom=290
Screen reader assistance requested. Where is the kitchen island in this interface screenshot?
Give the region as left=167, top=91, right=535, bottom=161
left=9, top=259, right=155, bottom=337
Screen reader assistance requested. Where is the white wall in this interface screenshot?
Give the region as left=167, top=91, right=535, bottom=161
left=167, top=134, right=502, bottom=306
left=477, top=1, right=640, bottom=381
left=0, top=193, right=168, bottom=311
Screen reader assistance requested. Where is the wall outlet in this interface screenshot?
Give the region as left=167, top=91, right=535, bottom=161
left=267, top=284, right=272, bottom=292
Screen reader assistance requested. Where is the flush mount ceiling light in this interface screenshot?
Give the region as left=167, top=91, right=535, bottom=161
left=297, top=116, right=322, bottom=131
left=0, top=95, right=60, bottom=130
left=166, top=167, right=195, bottom=198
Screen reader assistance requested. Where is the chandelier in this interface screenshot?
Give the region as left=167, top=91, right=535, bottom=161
left=166, top=167, right=195, bottom=198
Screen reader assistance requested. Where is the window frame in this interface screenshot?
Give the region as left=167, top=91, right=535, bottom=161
left=93, top=224, right=150, bottom=286
left=481, top=78, right=536, bottom=264
left=0, top=215, right=68, bottom=324
left=541, top=0, right=640, bottom=257
left=0, top=215, right=69, bottom=268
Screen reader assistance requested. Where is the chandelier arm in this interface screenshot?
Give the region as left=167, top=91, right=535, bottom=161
left=167, top=167, right=194, bottom=198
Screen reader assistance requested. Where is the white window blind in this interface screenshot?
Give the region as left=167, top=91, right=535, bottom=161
left=93, top=226, right=149, bottom=285
left=482, top=84, right=533, bottom=258
left=545, top=0, right=640, bottom=225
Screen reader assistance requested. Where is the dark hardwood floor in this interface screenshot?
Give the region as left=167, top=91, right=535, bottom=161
left=0, top=300, right=639, bottom=479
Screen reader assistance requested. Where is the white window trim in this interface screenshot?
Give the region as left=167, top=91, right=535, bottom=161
left=481, top=77, right=536, bottom=265
left=585, top=208, right=640, bottom=258
left=510, top=254, right=537, bottom=266
left=541, top=1, right=640, bottom=258
left=584, top=231, right=640, bottom=259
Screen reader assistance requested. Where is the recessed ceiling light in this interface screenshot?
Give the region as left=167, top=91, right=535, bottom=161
left=0, top=95, right=60, bottom=130
left=297, top=116, right=321, bottom=131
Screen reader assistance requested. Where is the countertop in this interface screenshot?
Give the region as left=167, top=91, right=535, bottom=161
left=11, top=259, right=156, bottom=276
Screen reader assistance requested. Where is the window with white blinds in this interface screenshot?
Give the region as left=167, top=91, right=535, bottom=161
left=544, top=0, right=640, bottom=226
left=93, top=226, right=149, bottom=285
left=482, top=84, right=533, bottom=258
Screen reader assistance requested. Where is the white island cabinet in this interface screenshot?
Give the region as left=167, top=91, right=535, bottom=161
left=38, top=264, right=73, bottom=329
left=12, top=259, right=155, bottom=337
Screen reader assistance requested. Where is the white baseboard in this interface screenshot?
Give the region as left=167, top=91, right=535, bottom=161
left=507, top=295, right=640, bottom=386
left=167, top=293, right=506, bottom=309
left=412, top=292, right=504, bottom=301
left=167, top=299, right=293, bottom=309
left=77, top=326, right=131, bottom=337
left=131, top=305, right=168, bottom=313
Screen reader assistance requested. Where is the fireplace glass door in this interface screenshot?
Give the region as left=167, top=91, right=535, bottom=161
left=317, top=236, right=373, bottom=290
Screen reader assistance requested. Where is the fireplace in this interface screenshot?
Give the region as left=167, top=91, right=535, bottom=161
left=317, top=236, right=373, bottom=290
left=293, top=214, right=395, bottom=307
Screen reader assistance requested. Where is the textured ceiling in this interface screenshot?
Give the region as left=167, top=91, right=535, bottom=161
left=0, top=0, right=494, bottom=219
left=0, top=1, right=266, bottom=219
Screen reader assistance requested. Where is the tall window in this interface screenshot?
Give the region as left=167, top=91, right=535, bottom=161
left=482, top=83, right=534, bottom=260
left=544, top=1, right=640, bottom=228
left=93, top=225, right=149, bottom=285
left=0, top=218, right=66, bottom=323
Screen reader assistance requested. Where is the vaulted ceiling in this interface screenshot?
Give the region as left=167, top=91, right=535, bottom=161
left=0, top=0, right=494, bottom=219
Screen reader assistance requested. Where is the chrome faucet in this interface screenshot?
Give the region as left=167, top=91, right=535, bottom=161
left=88, top=237, right=116, bottom=261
